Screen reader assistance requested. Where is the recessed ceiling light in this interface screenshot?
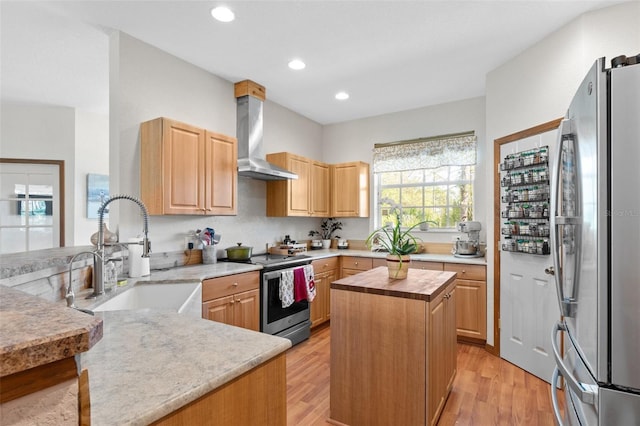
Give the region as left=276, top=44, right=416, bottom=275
left=335, top=91, right=350, bottom=100
left=288, top=59, right=306, bottom=70
left=211, top=6, right=235, bottom=22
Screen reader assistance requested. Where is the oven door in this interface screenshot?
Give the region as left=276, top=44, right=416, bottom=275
left=261, top=268, right=310, bottom=338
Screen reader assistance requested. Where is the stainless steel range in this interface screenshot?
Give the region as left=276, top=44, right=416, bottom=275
left=225, top=253, right=313, bottom=345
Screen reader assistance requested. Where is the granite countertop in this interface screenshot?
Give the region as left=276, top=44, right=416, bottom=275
left=81, top=310, right=291, bottom=426
left=0, top=285, right=103, bottom=377
left=331, top=266, right=457, bottom=302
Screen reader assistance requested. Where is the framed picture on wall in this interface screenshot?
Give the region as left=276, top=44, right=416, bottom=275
left=87, top=173, right=109, bottom=219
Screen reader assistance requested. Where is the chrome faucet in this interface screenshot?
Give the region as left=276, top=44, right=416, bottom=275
left=67, top=250, right=103, bottom=308
left=91, top=194, right=150, bottom=298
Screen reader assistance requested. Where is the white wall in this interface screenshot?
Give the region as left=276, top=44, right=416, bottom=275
left=483, top=2, right=640, bottom=346
left=74, top=110, right=109, bottom=245
left=0, top=104, right=108, bottom=246
left=111, top=32, right=324, bottom=254
left=321, top=97, right=487, bottom=241
left=0, top=103, right=76, bottom=244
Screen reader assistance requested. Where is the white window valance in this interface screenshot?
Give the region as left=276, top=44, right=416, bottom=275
left=373, top=132, right=477, bottom=173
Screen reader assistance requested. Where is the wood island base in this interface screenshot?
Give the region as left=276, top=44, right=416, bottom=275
left=329, top=267, right=457, bottom=426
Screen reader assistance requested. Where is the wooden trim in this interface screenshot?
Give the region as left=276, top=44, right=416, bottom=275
left=456, top=335, right=486, bottom=346
left=492, top=118, right=562, bottom=357
left=0, top=357, right=78, bottom=403
left=234, top=80, right=266, bottom=101
left=0, top=158, right=65, bottom=247
left=78, top=369, right=91, bottom=426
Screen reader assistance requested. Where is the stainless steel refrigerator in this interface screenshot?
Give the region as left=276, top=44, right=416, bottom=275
left=550, top=55, right=640, bottom=425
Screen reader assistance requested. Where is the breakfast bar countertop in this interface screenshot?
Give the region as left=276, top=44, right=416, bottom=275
left=81, top=310, right=291, bottom=426
left=0, top=285, right=103, bottom=377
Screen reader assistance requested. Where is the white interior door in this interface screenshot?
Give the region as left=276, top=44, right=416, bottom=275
left=500, top=130, right=560, bottom=383
left=0, top=162, right=61, bottom=254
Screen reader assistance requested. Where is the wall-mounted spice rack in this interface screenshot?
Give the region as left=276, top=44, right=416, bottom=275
left=500, top=146, right=551, bottom=255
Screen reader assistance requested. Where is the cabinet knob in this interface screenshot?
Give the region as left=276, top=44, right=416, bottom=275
left=355, top=262, right=358, bottom=266
left=233, top=282, right=238, bottom=287
left=461, top=270, right=466, bottom=274
left=230, top=299, right=235, bottom=304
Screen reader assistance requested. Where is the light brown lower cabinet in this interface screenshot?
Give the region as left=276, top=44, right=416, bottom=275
left=151, top=353, right=286, bottom=426
left=202, top=272, right=260, bottom=331
left=444, top=263, right=487, bottom=342
left=310, top=257, right=339, bottom=328
left=339, top=256, right=373, bottom=277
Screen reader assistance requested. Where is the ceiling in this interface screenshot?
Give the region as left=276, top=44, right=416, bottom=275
left=0, top=1, right=627, bottom=124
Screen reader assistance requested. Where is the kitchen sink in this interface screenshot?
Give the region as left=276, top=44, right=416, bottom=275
left=93, top=282, right=201, bottom=316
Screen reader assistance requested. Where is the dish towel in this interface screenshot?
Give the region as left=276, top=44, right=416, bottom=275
left=279, top=269, right=294, bottom=308
left=293, top=267, right=307, bottom=303
left=303, top=264, right=316, bottom=302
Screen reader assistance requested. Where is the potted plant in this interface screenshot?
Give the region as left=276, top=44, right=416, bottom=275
left=366, top=211, right=423, bottom=279
left=309, top=218, right=343, bottom=249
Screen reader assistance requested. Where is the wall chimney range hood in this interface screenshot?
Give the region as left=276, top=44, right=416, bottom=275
left=235, top=80, right=298, bottom=180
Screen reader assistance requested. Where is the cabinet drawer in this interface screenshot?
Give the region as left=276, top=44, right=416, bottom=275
left=371, top=258, right=387, bottom=268
left=312, top=256, right=339, bottom=274
left=341, top=256, right=373, bottom=271
left=202, top=272, right=259, bottom=301
left=410, top=261, right=443, bottom=271
left=444, top=263, right=486, bottom=281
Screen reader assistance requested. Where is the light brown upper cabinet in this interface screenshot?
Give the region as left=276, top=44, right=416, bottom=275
left=140, top=117, right=237, bottom=215
left=331, top=161, right=370, bottom=218
left=266, top=152, right=330, bottom=217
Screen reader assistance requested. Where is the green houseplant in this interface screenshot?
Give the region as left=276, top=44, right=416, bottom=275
left=309, top=218, right=343, bottom=249
left=366, top=210, right=423, bottom=279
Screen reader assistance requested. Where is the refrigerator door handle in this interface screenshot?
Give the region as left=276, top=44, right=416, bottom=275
left=551, top=322, right=599, bottom=405
left=551, top=367, right=564, bottom=426
left=551, top=119, right=580, bottom=317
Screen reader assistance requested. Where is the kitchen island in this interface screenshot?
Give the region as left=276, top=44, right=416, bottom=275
left=329, top=266, right=457, bottom=426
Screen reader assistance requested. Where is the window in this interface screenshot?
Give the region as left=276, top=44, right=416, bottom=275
left=373, top=132, right=476, bottom=229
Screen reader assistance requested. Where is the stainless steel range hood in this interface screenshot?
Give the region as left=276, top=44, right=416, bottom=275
left=235, top=80, right=297, bottom=180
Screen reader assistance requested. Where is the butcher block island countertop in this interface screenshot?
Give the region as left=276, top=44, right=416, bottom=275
left=330, top=267, right=458, bottom=426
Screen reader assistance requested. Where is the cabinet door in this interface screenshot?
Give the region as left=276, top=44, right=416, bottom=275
left=428, top=292, right=447, bottom=424
left=288, top=155, right=311, bottom=216
left=234, top=288, right=260, bottom=331
left=445, top=284, right=457, bottom=391
left=310, top=271, right=328, bottom=328
left=324, top=270, right=336, bottom=322
left=141, top=118, right=206, bottom=215
left=331, top=162, right=369, bottom=218
left=310, top=161, right=330, bottom=217
left=204, top=131, right=237, bottom=215
left=203, top=295, right=235, bottom=325
left=455, top=279, right=487, bottom=340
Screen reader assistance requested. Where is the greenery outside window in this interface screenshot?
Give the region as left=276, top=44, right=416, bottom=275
left=373, top=132, right=476, bottom=229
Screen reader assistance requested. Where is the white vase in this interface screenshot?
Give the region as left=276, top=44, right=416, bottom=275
left=322, top=239, right=331, bottom=249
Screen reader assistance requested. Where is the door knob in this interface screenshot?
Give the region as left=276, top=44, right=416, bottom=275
left=544, top=266, right=555, bottom=276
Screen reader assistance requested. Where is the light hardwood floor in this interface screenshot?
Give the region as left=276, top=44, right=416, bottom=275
left=286, top=324, right=564, bottom=425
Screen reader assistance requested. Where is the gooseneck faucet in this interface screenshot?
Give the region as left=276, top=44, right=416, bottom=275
left=91, top=194, right=151, bottom=298
left=67, top=251, right=103, bottom=308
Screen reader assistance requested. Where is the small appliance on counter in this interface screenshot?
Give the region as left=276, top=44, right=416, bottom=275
left=453, top=221, right=482, bottom=258
left=310, top=239, right=323, bottom=249
left=337, top=239, right=349, bottom=249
